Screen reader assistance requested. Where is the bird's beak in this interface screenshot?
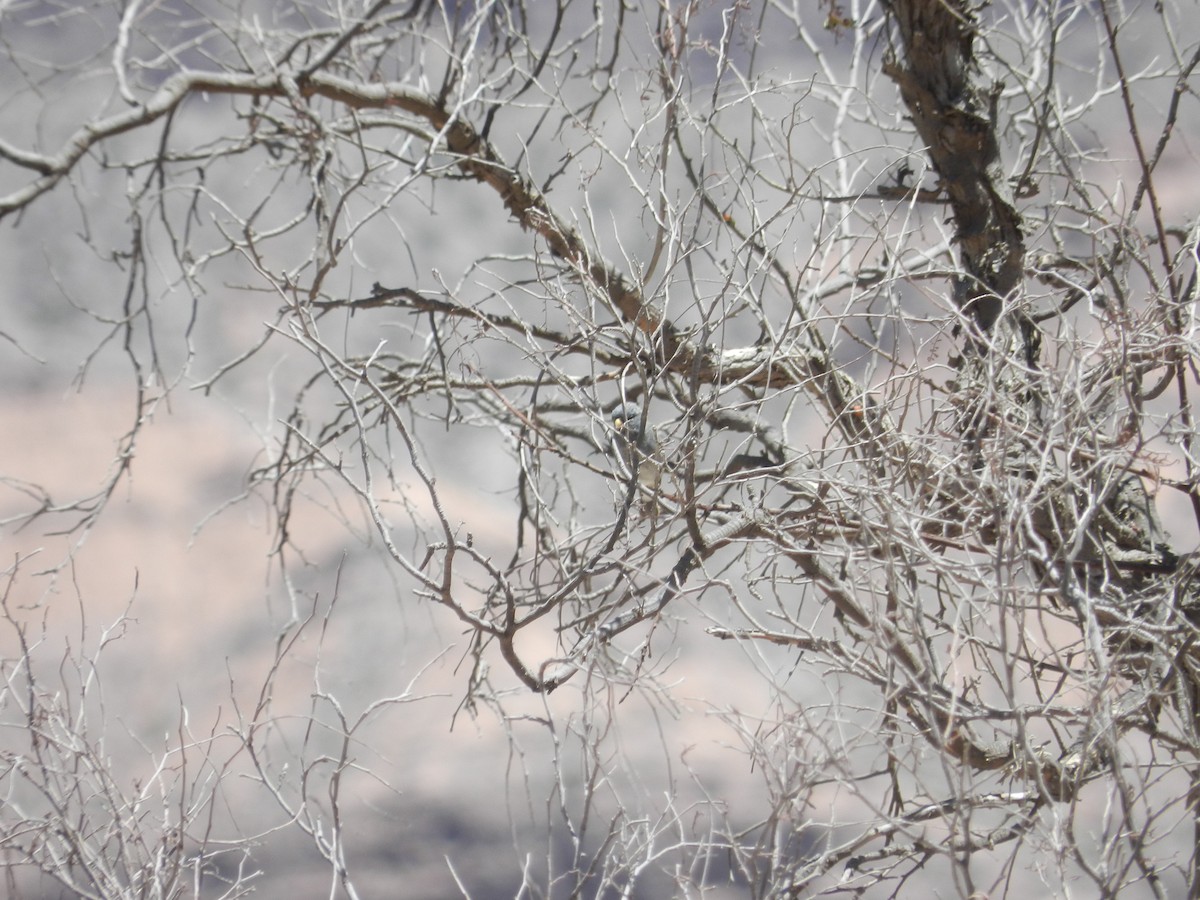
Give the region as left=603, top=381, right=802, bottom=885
left=613, top=417, right=625, bottom=431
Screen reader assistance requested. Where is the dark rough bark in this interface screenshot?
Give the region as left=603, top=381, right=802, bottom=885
left=883, top=4, right=1198, bottom=891
left=882, top=0, right=1025, bottom=340
left=884, top=0, right=1174, bottom=580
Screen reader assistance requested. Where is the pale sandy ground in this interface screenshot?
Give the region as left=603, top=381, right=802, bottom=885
left=0, top=382, right=774, bottom=898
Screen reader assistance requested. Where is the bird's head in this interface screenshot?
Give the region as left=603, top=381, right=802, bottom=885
left=611, top=403, right=643, bottom=436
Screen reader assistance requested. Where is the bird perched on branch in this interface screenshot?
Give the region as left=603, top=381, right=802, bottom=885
left=611, top=403, right=662, bottom=493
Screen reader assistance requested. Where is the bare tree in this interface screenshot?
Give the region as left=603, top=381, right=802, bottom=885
left=2, top=0, right=1199, bottom=897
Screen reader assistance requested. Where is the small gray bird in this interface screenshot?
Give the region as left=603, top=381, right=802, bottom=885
left=611, top=403, right=661, bottom=491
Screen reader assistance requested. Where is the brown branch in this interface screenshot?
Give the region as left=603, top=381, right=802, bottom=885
left=882, top=0, right=1025, bottom=336
left=0, top=68, right=877, bottom=411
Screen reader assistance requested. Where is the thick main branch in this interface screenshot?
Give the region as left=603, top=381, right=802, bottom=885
left=883, top=0, right=1025, bottom=335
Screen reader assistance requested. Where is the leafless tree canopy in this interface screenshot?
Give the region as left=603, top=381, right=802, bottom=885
left=2, top=0, right=1200, bottom=897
